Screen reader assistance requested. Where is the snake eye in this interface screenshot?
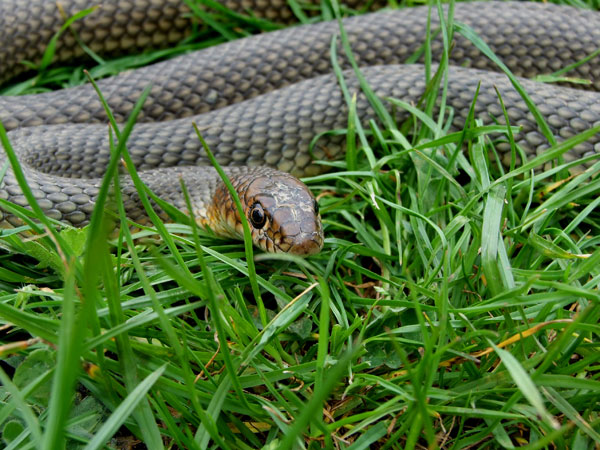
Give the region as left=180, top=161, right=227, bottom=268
left=248, top=202, right=267, bottom=229
left=313, top=199, right=320, bottom=216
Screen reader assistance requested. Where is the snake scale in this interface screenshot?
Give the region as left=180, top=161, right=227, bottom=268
left=1, top=1, right=599, bottom=255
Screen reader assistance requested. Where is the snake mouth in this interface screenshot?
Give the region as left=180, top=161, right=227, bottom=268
left=266, top=214, right=324, bottom=255
left=287, top=231, right=324, bottom=256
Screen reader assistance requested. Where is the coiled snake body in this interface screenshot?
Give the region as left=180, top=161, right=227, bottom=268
left=1, top=1, right=599, bottom=254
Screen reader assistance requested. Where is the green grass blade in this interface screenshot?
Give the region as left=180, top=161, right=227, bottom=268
left=40, top=260, right=81, bottom=450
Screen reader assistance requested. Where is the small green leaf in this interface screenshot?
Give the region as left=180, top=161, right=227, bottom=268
left=12, top=349, right=55, bottom=408
left=2, top=420, right=25, bottom=445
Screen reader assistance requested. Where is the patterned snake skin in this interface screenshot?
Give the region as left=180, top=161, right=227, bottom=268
left=1, top=1, right=599, bottom=253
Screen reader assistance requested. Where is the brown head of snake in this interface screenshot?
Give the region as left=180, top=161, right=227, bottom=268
left=204, top=167, right=324, bottom=255
left=1, top=0, right=600, bottom=256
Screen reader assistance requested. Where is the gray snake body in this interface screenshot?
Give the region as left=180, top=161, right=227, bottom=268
left=1, top=1, right=600, bottom=254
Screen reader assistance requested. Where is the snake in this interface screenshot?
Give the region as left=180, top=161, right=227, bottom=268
left=1, top=1, right=599, bottom=255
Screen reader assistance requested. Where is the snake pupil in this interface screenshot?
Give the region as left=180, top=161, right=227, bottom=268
left=249, top=203, right=267, bottom=229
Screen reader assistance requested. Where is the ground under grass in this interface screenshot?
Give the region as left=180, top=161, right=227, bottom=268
left=1, top=0, right=600, bottom=449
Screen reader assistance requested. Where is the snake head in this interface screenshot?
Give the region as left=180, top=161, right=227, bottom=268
left=211, top=167, right=324, bottom=256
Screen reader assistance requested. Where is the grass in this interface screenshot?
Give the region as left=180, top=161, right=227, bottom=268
left=1, top=0, right=600, bottom=448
